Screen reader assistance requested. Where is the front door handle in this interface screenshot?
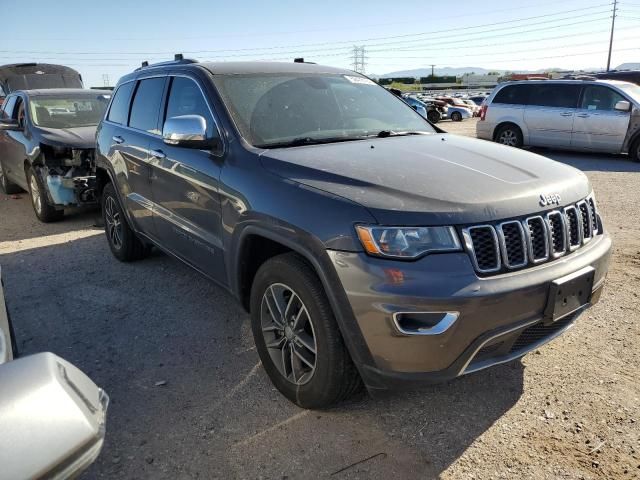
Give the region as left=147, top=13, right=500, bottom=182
left=149, top=149, right=166, bottom=160
left=112, top=135, right=124, bottom=144
left=560, top=112, right=573, bottom=117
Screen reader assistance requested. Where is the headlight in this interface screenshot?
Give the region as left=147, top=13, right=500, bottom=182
left=355, top=225, right=461, bottom=259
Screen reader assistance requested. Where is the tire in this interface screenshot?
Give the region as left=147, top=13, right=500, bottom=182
left=250, top=253, right=362, bottom=409
left=27, top=166, right=64, bottom=223
left=0, top=159, right=22, bottom=195
left=451, top=111, right=463, bottom=122
left=427, top=109, right=441, bottom=124
left=495, top=124, right=524, bottom=148
left=102, top=182, right=149, bottom=262
left=630, top=137, right=640, bottom=163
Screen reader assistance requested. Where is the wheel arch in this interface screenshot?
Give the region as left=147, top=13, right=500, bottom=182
left=230, top=224, right=377, bottom=381
left=493, top=121, right=524, bottom=142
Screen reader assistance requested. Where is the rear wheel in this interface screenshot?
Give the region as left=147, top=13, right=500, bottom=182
left=27, top=167, right=64, bottom=223
left=102, top=182, right=149, bottom=262
left=451, top=111, right=463, bottom=122
left=630, top=137, right=640, bottom=163
left=495, top=124, right=523, bottom=148
left=0, top=160, right=22, bottom=195
left=250, top=253, right=362, bottom=409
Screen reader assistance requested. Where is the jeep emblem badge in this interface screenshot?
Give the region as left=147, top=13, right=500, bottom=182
left=539, top=193, right=561, bottom=206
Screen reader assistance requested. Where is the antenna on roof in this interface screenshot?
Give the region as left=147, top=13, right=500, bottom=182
left=141, top=61, right=149, bottom=68
left=175, top=53, right=184, bottom=61
left=294, top=58, right=304, bottom=63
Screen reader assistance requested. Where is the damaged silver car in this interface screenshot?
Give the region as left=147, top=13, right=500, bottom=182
left=0, top=88, right=110, bottom=221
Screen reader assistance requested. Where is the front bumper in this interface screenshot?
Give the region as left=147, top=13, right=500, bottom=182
left=328, top=231, right=612, bottom=390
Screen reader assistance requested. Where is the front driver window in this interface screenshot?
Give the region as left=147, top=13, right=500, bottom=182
left=580, top=86, right=625, bottom=111
left=165, top=77, right=216, bottom=139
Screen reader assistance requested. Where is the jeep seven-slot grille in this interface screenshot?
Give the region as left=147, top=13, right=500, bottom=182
left=463, top=196, right=600, bottom=275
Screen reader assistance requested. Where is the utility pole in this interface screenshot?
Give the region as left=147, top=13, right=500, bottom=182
left=430, top=64, right=436, bottom=77
left=102, top=74, right=110, bottom=87
left=606, top=0, right=617, bottom=72
left=351, top=46, right=366, bottom=74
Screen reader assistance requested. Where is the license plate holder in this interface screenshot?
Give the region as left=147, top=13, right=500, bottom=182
left=543, top=266, right=595, bottom=324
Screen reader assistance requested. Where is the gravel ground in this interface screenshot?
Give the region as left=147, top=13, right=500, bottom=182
left=1, top=118, right=638, bottom=479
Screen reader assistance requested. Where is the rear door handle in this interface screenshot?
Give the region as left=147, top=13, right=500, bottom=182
left=560, top=112, right=573, bottom=117
left=149, top=149, right=166, bottom=159
left=112, top=135, right=124, bottom=144
left=576, top=113, right=590, bottom=118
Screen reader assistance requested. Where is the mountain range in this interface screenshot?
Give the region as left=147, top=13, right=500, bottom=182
left=373, top=66, right=605, bottom=78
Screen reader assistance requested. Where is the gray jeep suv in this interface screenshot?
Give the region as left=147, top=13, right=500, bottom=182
left=95, top=58, right=611, bottom=408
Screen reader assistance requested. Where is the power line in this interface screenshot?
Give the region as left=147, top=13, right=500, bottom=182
left=0, top=4, right=611, bottom=57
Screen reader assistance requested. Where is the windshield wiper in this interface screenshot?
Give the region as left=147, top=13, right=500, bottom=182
left=375, top=130, right=429, bottom=138
left=256, top=136, right=368, bottom=149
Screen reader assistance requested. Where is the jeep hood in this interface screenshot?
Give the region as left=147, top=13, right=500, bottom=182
left=258, top=133, right=591, bottom=225
left=37, top=126, right=97, bottom=149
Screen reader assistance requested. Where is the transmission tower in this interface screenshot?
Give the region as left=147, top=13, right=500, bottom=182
left=351, top=46, right=367, bottom=74
left=102, top=74, right=110, bottom=87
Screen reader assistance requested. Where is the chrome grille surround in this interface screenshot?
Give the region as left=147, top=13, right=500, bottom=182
left=524, top=215, right=550, bottom=264
left=496, top=220, right=528, bottom=269
left=464, top=196, right=601, bottom=275
left=461, top=225, right=501, bottom=274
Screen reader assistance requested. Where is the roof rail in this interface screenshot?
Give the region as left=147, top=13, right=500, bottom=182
left=136, top=54, right=198, bottom=71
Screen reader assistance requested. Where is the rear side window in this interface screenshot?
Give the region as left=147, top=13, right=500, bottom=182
left=580, top=85, right=625, bottom=111
left=529, top=84, right=580, bottom=109
left=493, top=85, right=530, bottom=105
left=129, top=77, right=166, bottom=134
left=164, top=77, right=215, bottom=138
left=107, top=82, right=135, bottom=125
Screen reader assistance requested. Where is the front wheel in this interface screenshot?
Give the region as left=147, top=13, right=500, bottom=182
left=27, top=167, right=64, bottom=223
left=250, top=253, right=362, bottom=409
left=450, top=111, right=463, bottom=122
left=495, top=124, right=524, bottom=148
left=630, top=137, right=640, bottom=163
left=427, top=109, right=441, bottom=124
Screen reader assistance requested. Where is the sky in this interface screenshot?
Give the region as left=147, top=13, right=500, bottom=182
left=3, top=0, right=639, bottom=87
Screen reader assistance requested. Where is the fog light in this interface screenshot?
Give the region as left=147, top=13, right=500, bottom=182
left=392, top=311, right=459, bottom=336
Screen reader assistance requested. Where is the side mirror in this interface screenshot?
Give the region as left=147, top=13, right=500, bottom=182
left=0, top=352, right=108, bottom=479
left=614, top=100, right=631, bottom=112
left=163, top=115, right=217, bottom=149
left=411, top=105, right=418, bottom=111
left=0, top=118, right=20, bottom=131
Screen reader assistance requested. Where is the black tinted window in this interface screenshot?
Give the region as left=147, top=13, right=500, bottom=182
left=129, top=78, right=165, bottom=134
left=165, top=77, right=215, bottom=138
left=493, top=85, right=530, bottom=105
left=529, top=84, right=580, bottom=108
left=107, top=82, right=134, bottom=125
left=580, top=85, right=625, bottom=111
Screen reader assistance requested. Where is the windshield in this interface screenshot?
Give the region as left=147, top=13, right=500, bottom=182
left=212, top=73, right=435, bottom=148
left=29, top=94, right=110, bottom=128
left=616, top=82, right=640, bottom=104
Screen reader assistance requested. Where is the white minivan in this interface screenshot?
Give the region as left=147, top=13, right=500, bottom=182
left=476, top=79, right=640, bottom=161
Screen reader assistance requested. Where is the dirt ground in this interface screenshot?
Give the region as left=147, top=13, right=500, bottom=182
left=0, top=118, right=638, bottom=479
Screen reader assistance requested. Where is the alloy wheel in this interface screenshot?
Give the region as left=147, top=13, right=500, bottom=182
left=260, top=283, right=317, bottom=385
left=30, top=174, right=42, bottom=214
left=498, top=129, right=518, bottom=146
left=104, top=196, right=123, bottom=249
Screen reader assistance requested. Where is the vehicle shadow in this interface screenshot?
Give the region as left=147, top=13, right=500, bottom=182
left=531, top=148, right=640, bottom=173
left=1, top=234, right=524, bottom=479
left=0, top=194, right=100, bottom=243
